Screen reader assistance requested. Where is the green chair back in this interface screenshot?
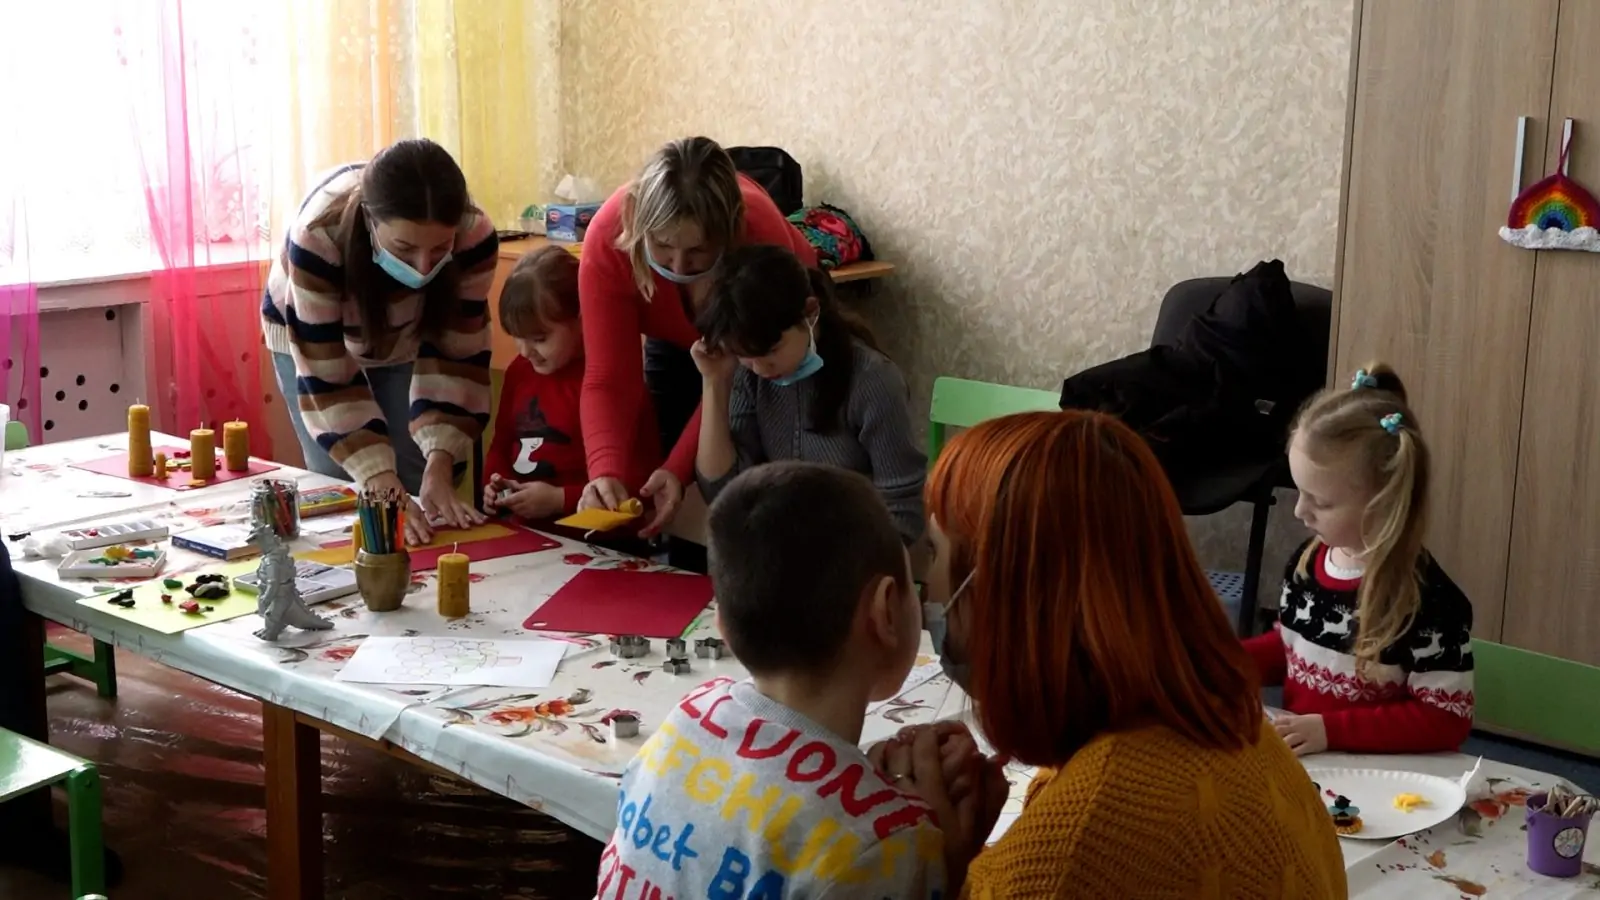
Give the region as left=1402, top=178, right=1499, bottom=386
left=1472, top=640, right=1600, bottom=756
left=4, top=419, right=27, bottom=451
left=927, top=376, right=1061, bottom=463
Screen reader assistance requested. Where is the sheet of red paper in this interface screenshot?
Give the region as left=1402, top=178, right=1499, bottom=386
left=523, top=568, right=714, bottom=638
left=310, top=524, right=560, bottom=570
left=72, top=446, right=279, bottom=491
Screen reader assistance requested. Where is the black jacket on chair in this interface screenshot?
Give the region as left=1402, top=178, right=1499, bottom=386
left=1059, top=260, right=1323, bottom=487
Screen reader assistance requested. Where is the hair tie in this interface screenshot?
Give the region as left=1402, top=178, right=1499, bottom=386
left=1352, top=369, right=1379, bottom=390
left=1380, top=413, right=1404, bottom=435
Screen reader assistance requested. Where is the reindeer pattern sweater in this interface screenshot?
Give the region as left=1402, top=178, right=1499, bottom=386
left=1243, top=539, right=1475, bottom=753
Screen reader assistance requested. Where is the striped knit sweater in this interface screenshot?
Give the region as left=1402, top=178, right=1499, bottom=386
left=695, top=340, right=927, bottom=544
left=261, top=165, right=498, bottom=482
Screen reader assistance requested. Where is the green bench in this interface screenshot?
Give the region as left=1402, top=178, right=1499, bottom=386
left=0, top=728, right=105, bottom=897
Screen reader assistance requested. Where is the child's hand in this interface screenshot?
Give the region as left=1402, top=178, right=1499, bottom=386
left=483, top=473, right=516, bottom=513
left=690, top=339, right=738, bottom=382
left=501, top=482, right=565, bottom=521
left=1274, top=713, right=1328, bottom=756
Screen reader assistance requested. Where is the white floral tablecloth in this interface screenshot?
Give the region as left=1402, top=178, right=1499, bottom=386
left=7, top=435, right=1598, bottom=892
left=5, top=435, right=962, bottom=841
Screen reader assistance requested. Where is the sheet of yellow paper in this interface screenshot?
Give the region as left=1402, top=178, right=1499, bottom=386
left=296, top=522, right=515, bottom=566
left=553, top=506, right=641, bottom=532
left=75, top=559, right=264, bottom=635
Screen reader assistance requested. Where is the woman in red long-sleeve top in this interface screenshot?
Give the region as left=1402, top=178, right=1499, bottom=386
left=575, top=137, right=816, bottom=560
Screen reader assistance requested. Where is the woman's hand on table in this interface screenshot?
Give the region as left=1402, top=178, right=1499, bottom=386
left=366, top=470, right=435, bottom=545
left=417, top=451, right=485, bottom=540
left=1273, top=713, right=1328, bottom=756
left=638, top=469, right=683, bottom=538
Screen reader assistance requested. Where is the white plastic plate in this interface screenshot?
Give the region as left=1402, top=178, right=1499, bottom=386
left=1304, top=767, right=1467, bottom=840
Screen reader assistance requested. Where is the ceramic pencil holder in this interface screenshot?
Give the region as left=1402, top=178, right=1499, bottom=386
left=1526, top=791, right=1594, bottom=877
left=354, top=549, right=411, bottom=613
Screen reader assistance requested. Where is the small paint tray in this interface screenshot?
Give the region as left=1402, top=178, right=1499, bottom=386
left=61, top=519, right=169, bottom=551
left=57, top=546, right=168, bottom=580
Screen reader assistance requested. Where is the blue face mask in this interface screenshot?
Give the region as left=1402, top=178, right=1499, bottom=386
left=648, top=248, right=720, bottom=285
left=371, top=229, right=451, bottom=290
left=924, top=569, right=975, bottom=690
left=769, top=316, right=824, bottom=387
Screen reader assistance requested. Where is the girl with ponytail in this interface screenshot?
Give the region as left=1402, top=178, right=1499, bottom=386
left=1244, top=363, right=1475, bottom=755
left=689, top=244, right=926, bottom=545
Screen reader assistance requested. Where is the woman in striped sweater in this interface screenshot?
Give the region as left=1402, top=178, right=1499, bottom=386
left=262, top=139, right=496, bottom=544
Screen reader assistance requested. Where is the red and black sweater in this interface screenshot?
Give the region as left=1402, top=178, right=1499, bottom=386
left=1243, top=539, right=1475, bottom=753
left=484, top=356, right=657, bottom=520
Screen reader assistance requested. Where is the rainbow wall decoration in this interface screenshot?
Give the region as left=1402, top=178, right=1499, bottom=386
left=1501, top=137, right=1600, bottom=252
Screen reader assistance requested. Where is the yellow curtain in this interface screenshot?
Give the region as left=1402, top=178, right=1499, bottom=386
left=271, top=0, right=560, bottom=235
left=417, top=0, right=563, bottom=228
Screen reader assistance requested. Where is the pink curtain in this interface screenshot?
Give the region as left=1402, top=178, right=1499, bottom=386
left=114, top=0, right=272, bottom=452
left=0, top=32, right=40, bottom=441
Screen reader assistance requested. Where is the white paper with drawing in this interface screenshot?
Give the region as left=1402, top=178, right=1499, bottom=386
left=334, top=636, right=567, bottom=688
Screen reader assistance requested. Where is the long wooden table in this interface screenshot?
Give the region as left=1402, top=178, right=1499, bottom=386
left=3, top=433, right=939, bottom=898
left=8, top=434, right=1594, bottom=898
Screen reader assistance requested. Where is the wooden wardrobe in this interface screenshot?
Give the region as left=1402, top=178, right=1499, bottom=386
left=1333, top=1, right=1600, bottom=668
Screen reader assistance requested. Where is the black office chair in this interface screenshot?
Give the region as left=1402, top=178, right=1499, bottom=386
left=1152, top=278, right=1331, bottom=636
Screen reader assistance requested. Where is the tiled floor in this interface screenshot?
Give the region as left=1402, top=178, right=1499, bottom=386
left=0, top=630, right=602, bottom=900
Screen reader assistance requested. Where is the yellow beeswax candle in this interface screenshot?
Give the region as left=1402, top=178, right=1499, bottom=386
left=351, top=517, right=365, bottom=555
left=189, top=428, right=216, bottom=481
left=223, top=420, right=250, bottom=472
left=153, top=451, right=168, bottom=480
left=127, top=404, right=153, bottom=477
left=436, top=545, right=471, bottom=618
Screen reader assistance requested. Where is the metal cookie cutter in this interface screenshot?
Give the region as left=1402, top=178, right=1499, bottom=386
left=694, top=637, right=727, bottom=660
left=662, top=656, right=692, bottom=675
left=609, top=634, right=649, bottom=659
left=609, top=712, right=640, bottom=740
left=664, top=637, right=687, bottom=659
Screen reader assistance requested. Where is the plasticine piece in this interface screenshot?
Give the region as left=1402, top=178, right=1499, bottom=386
left=163, top=578, right=184, bottom=590
left=179, top=599, right=201, bottom=614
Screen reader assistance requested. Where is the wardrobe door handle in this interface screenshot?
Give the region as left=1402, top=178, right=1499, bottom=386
left=1511, top=116, right=1528, bottom=202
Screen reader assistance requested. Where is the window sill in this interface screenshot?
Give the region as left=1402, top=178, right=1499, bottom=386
left=34, top=243, right=271, bottom=313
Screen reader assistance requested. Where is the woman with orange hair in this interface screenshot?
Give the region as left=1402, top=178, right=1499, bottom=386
left=887, top=410, right=1346, bottom=897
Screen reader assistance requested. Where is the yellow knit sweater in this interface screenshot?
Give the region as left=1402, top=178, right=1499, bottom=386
left=964, top=720, right=1347, bottom=899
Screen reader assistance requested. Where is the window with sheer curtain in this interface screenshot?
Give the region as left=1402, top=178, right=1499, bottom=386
left=0, top=0, right=560, bottom=444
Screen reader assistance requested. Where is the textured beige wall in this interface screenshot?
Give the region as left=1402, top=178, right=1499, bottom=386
left=562, top=0, right=1354, bottom=596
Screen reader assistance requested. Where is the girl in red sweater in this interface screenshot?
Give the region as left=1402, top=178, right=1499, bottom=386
left=573, top=137, right=817, bottom=559
left=482, top=247, right=655, bottom=524
left=1244, top=364, right=1474, bottom=755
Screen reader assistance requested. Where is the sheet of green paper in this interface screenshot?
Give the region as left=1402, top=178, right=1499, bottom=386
left=74, top=560, right=264, bottom=634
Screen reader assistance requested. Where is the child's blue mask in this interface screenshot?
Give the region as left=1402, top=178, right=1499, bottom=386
left=770, top=316, right=823, bottom=387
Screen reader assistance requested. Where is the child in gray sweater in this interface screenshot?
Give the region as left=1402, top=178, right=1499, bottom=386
left=690, top=245, right=926, bottom=546
left=596, top=463, right=962, bottom=898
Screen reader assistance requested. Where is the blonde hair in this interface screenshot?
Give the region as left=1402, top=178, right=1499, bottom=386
left=1293, top=362, right=1430, bottom=669
left=615, top=136, right=745, bottom=300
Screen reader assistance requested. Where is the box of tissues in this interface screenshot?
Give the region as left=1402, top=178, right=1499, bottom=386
left=545, top=203, right=599, bottom=243
left=545, top=174, right=605, bottom=244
